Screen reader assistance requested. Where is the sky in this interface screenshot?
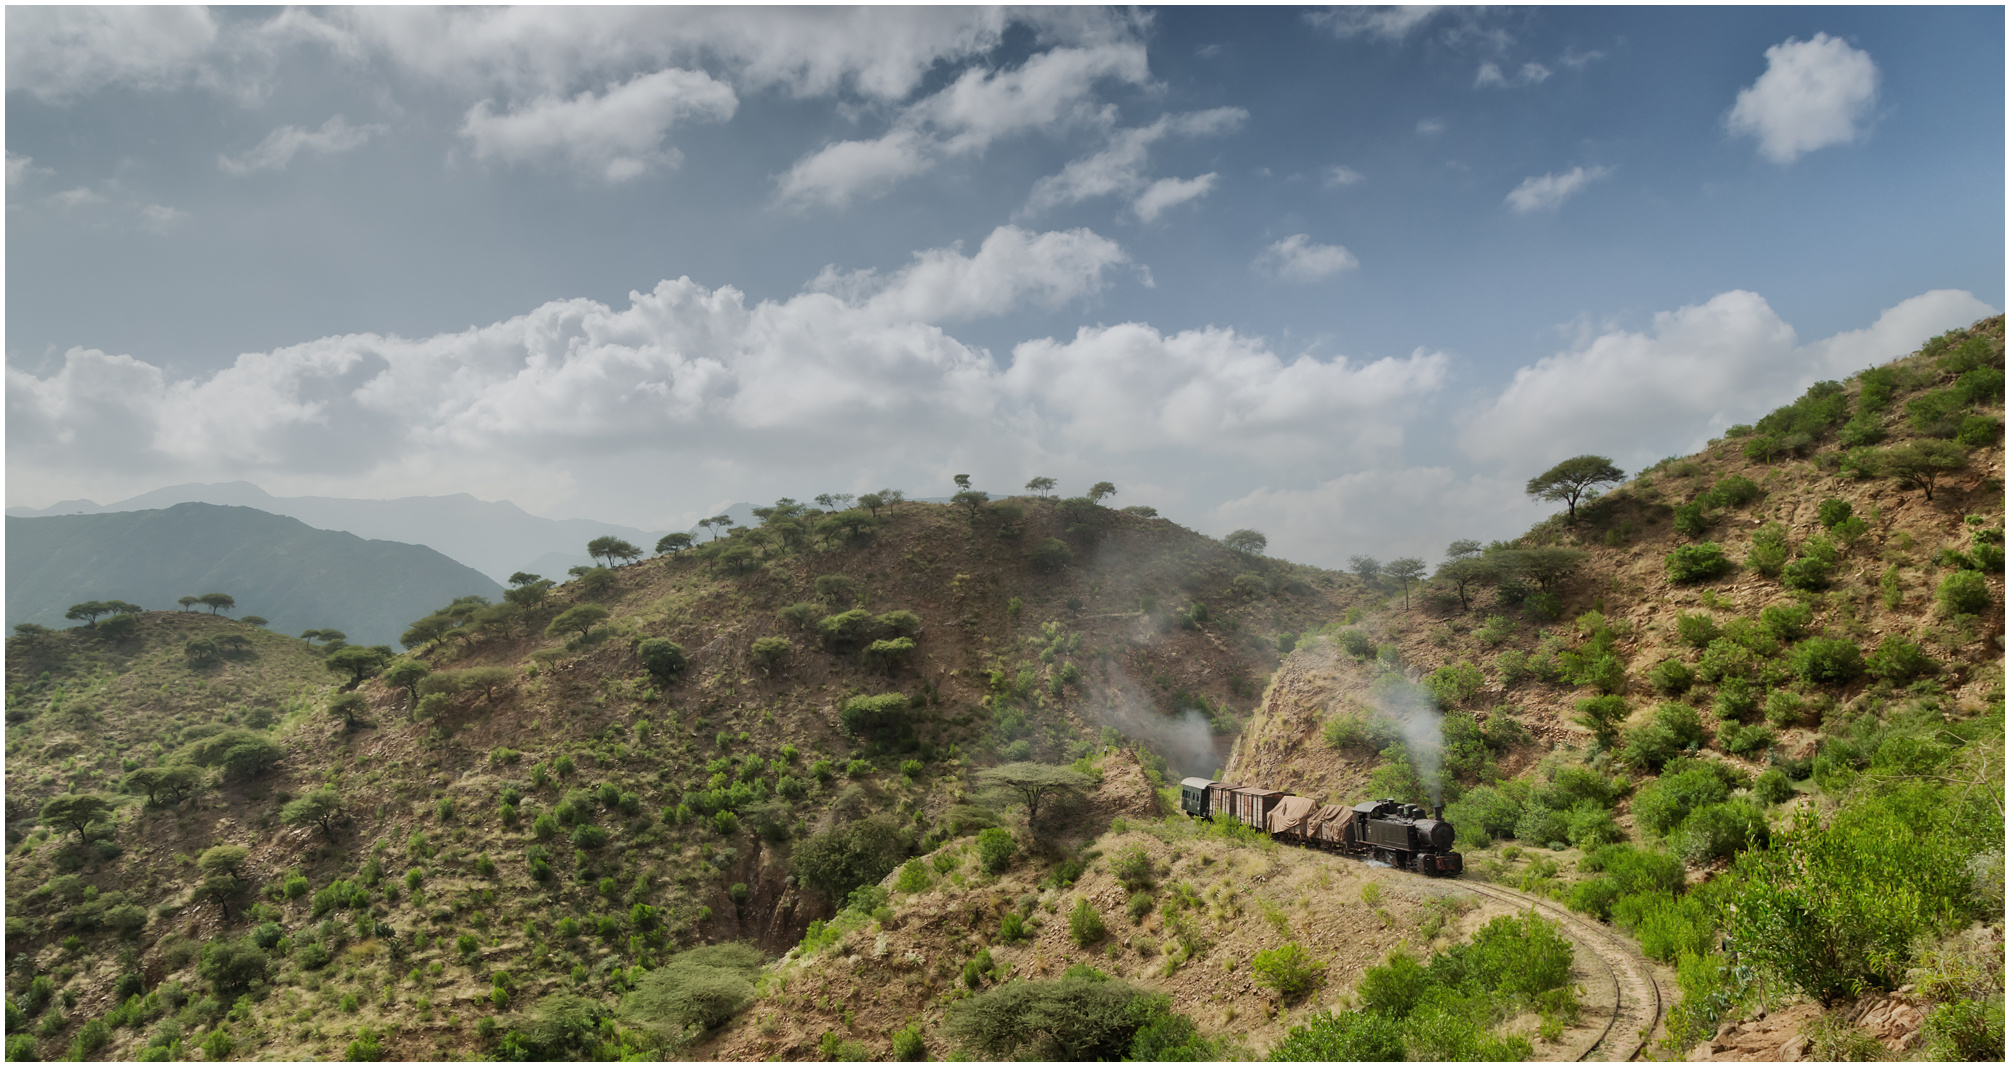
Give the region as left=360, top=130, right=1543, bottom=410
left=6, top=5, right=2004, bottom=570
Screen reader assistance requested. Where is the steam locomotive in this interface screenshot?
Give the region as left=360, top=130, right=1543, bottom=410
left=1178, top=778, right=1463, bottom=876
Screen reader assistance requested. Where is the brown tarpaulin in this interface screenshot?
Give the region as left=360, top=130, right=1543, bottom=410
left=1266, top=795, right=1320, bottom=835
left=1307, top=804, right=1354, bottom=844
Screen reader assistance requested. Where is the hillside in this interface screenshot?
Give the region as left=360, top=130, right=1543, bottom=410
left=2, top=318, right=2000, bottom=1064
left=6, top=484, right=663, bottom=585
left=6, top=503, right=504, bottom=646
left=1, top=489, right=1353, bottom=1062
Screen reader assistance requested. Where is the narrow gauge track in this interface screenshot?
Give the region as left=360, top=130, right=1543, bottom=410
left=1443, top=877, right=1664, bottom=1062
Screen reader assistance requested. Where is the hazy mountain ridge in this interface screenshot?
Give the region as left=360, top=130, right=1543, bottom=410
left=6, top=503, right=504, bottom=646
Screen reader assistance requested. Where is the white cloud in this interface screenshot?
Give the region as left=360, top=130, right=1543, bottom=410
left=1459, top=288, right=1998, bottom=475
left=777, top=41, right=1154, bottom=208
left=1726, top=33, right=1880, bottom=165
left=46, top=187, right=106, bottom=212
left=1416, top=118, right=1446, bottom=137
left=1305, top=7, right=1443, bottom=42
left=1133, top=175, right=1218, bottom=222
left=1213, top=468, right=1549, bottom=568
left=808, top=225, right=1129, bottom=323
left=1505, top=165, right=1611, bottom=213
left=219, top=115, right=385, bottom=175
left=1323, top=165, right=1365, bottom=188
left=1003, top=325, right=1446, bottom=457
left=460, top=68, right=736, bottom=182
left=1559, top=47, right=1604, bottom=70
left=775, top=130, right=935, bottom=209
left=1476, top=60, right=1551, bottom=88
left=7, top=153, right=46, bottom=187
left=1022, top=108, right=1245, bottom=215
left=137, top=204, right=190, bottom=234
left=1255, top=235, right=1359, bottom=283
left=5, top=6, right=222, bottom=100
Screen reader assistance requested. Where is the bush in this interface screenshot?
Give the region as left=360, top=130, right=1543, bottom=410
left=1758, top=602, right=1814, bottom=643
left=1752, top=768, right=1794, bottom=805
left=1864, top=636, right=1936, bottom=682
left=1720, top=722, right=1775, bottom=758
left=1764, top=689, right=1809, bottom=728
left=619, top=942, right=763, bottom=1035
left=1109, top=845, right=1154, bottom=891
left=1673, top=502, right=1710, bottom=538
left=1573, top=694, right=1629, bottom=748
left=1030, top=538, right=1074, bottom=571
left=1666, top=543, right=1732, bottom=583
left=1422, top=661, right=1485, bottom=708
left=1675, top=612, right=1720, bottom=649
left=1068, top=898, right=1106, bottom=947
left=1672, top=801, right=1768, bottom=863
left=838, top=693, right=910, bottom=738
left=1791, top=638, right=1864, bottom=685
left=1567, top=802, right=1625, bottom=850
left=976, top=828, right=1017, bottom=875
left=1706, top=475, right=1763, bottom=508
left=1444, top=786, right=1523, bottom=846
left=1781, top=556, right=1832, bottom=592
left=890, top=1022, right=927, bottom=1061
left=1514, top=805, right=1569, bottom=848
left=1647, top=658, right=1694, bottom=695
left=1250, top=943, right=1325, bottom=1001
left=635, top=639, right=687, bottom=684
left=197, top=939, right=268, bottom=997
left=894, top=859, right=931, bottom=895
left=942, top=973, right=1154, bottom=1060
left=1265, top=1011, right=1407, bottom=1061
left=1632, top=764, right=1732, bottom=836
left=1937, top=570, right=1992, bottom=616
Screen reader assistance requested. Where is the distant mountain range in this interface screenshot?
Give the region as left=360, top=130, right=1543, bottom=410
left=6, top=503, right=504, bottom=646
left=7, top=482, right=667, bottom=584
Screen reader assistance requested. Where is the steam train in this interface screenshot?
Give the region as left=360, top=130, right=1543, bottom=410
left=1178, top=778, right=1463, bottom=877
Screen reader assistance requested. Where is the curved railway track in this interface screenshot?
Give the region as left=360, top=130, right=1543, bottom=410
left=1445, top=877, right=1665, bottom=1062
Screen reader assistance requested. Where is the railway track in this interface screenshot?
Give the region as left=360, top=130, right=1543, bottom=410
left=1448, top=877, right=1665, bottom=1062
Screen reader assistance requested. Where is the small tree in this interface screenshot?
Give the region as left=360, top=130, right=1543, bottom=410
left=1223, top=529, right=1268, bottom=555
left=655, top=532, right=693, bottom=556
left=749, top=636, right=792, bottom=675
left=197, top=844, right=251, bottom=887
left=953, top=474, right=971, bottom=490
left=1385, top=557, right=1426, bottom=609
left=382, top=660, right=431, bottom=710
left=282, top=789, right=344, bottom=841
left=1348, top=555, right=1382, bottom=586
left=327, top=692, right=367, bottom=732
left=1574, top=695, right=1629, bottom=748
left=973, top=763, right=1097, bottom=826
left=178, top=595, right=201, bottom=612
left=636, top=638, right=687, bottom=685
left=198, top=592, right=236, bottom=615
left=1030, top=537, right=1073, bottom=571
left=326, top=645, right=392, bottom=688
left=1880, top=440, right=1966, bottom=501
left=1433, top=550, right=1498, bottom=612
left=587, top=536, right=642, bottom=567
left=546, top=605, right=610, bottom=643
left=240, top=616, right=267, bottom=627
left=1526, top=455, right=1624, bottom=522
left=1025, top=476, right=1057, bottom=497
left=41, top=793, right=114, bottom=842
left=64, top=601, right=111, bottom=626
left=952, top=489, right=991, bottom=521
left=1088, top=481, right=1117, bottom=504
left=125, top=765, right=204, bottom=807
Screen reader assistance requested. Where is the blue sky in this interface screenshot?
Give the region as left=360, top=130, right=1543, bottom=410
left=7, top=6, right=2003, bottom=568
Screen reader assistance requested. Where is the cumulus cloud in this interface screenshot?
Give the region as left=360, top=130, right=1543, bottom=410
left=1305, top=6, right=1443, bottom=41
left=807, top=225, right=1129, bottom=323
left=219, top=115, right=385, bottom=175
left=6, top=5, right=223, bottom=100
left=1726, top=33, right=1880, bottom=164
left=1323, top=165, right=1365, bottom=188
left=137, top=204, right=190, bottom=234
left=1459, top=288, right=1997, bottom=474
left=1132, top=174, right=1218, bottom=222
left=1254, top=235, right=1359, bottom=283
left=1505, top=165, right=1610, bottom=213
left=461, top=68, right=736, bottom=182
left=1003, top=325, right=1446, bottom=457
left=1475, top=60, right=1551, bottom=88
left=1022, top=108, right=1246, bottom=216
left=778, top=41, right=1153, bottom=208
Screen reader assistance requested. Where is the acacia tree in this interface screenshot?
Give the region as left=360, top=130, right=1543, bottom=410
left=326, top=645, right=393, bottom=688
left=178, top=596, right=201, bottom=612
left=1433, top=540, right=1497, bottom=611
left=587, top=536, right=642, bottom=567
left=1386, top=557, right=1427, bottom=610
left=953, top=474, right=972, bottom=490
left=1224, top=529, right=1268, bottom=555
left=125, top=766, right=204, bottom=807
left=1525, top=455, right=1624, bottom=523
left=1025, top=476, right=1057, bottom=497
left=327, top=692, right=367, bottom=732
left=65, top=601, right=111, bottom=626
left=547, top=605, right=610, bottom=643
left=1879, top=440, right=1966, bottom=501
left=952, top=489, right=991, bottom=521
left=382, top=660, right=431, bottom=710
left=973, top=763, right=1097, bottom=827
left=1348, top=555, right=1382, bottom=586
left=1088, top=481, right=1117, bottom=504
left=197, top=844, right=251, bottom=888
left=198, top=592, right=236, bottom=615
left=41, top=793, right=114, bottom=842
left=282, top=788, right=345, bottom=840
left=654, top=532, right=693, bottom=556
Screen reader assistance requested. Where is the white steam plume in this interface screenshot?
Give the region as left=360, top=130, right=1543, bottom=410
left=1089, top=663, right=1228, bottom=780
left=1371, top=676, right=1445, bottom=806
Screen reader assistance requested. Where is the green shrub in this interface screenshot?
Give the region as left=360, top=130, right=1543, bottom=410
left=1672, top=801, right=1768, bottom=863
left=1514, top=804, right=1569, bottom=848
left=1422, top=661, right=1485, bottom=708
left=942, top=972, right=1156, bottom=1060
left=1250, top=943, right=1325, bottom=1001
left=966, top=828, right=1016, bottom=875
left=1865, top=636, right=1936, bottom=681
left=1566, top=802, right=1624, bottom=850
left=1108, top=844, right=1154, bottom=891
left=894, top=859, right=931, bottom=894
left=571, top=824, right=609, bottom=849
left=1647, top=658, right=1694, bottom=695
left=1791, top=638, right=1864, bottom=685
left=1126, top=892, right=1154, bottom=924
left=1719, top=721, right=1774, bottom=757
left=1666, top=543, right=1732, bottom=583
left=890, top=1022, right=928, bottom=1061
left=1444, top=786, right=1523, bottom=846
left=1956, top=414, right=2002, bottom=448
left=1763, top=689, right=1808, bottom=728
left=1781, top=556, right=1832, bottom=592
left=1752, top=769, right=1794, bottom=805
left=618, top=942, right=764, bottom=1034
left=1266, top=1009, right=1404, bottom=1061
left=1068, top=898, right=1106, bottom=947
left=1937, top=570, right=1991, bottom=616
left=1758, top=602, right=1814, bottom=643
left=1337, top=629, right=1374, bottom=658
left=1675, top=612, right=1720, bottom=649
left=1573, top=694, right=1629, bottom=748
left=1632, top=764, right=1732, bottom=836
left=1672, top=502, right=1710, bottom=538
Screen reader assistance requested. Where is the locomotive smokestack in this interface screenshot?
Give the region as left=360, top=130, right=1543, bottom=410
left=1432, top=803, right=1444, bottom=821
